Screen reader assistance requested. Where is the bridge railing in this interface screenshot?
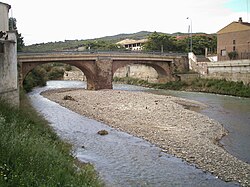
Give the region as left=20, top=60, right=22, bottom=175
left=18, top=50, right=187, bottom=57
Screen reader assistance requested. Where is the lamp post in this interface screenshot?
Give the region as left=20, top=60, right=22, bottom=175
left=248, top=41, right=250, bottom=59
left=187, top=17, right=192, bottom=52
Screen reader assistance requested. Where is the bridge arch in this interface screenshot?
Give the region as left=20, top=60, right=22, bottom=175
left=112, top=60, right=173, bottom=83
left=20, top=60, right=96, bottom=89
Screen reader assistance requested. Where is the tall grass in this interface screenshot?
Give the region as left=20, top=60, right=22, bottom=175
left=0, top=93, right=102, bottom=187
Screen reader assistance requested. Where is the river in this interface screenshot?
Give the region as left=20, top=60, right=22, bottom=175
left=28, top=80, right=249, bottom=187
left=144, top=89, right=250, bottom=164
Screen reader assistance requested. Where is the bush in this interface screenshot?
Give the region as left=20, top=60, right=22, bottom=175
left=23, top=67, right=47, bottom=92
left=48, top=67, right=64, bottom=80
left=228, top=51, right=238, bottom=60
left=23, top=64, right=65, bottom=92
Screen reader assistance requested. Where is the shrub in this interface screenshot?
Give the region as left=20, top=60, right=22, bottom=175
left=228, top=51, right=238, bottom=60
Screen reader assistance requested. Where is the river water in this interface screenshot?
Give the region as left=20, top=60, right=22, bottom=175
left=28, top=80, right=249, bottom=187
left=144, top=89, right=250, bottom=164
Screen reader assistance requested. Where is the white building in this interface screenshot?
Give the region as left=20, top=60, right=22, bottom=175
left=116, top=39, right=148, bottom=51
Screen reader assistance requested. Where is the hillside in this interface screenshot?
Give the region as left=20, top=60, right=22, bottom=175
left=23, top=31, right=212, bottom=52
left=23, top=31, right=153, bottom=52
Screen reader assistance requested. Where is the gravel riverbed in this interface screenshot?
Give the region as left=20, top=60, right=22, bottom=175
left=42, top=88, right=250, bottom=186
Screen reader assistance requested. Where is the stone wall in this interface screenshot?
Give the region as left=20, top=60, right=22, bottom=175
left=206, top=59, right=250, bottom=84
left=114, top=64, right=158, bottom=83
left=64, top=70, right=86, bottom=81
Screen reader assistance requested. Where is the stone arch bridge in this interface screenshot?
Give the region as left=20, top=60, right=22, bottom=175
left=18, top=52, right=188, bottom=90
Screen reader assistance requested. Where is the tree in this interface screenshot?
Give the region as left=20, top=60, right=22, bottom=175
left=190, top=35, right=217, bottom=55
left=9, top=17, right=25, bottom=51
left=143, top=32, right=176, bottom=52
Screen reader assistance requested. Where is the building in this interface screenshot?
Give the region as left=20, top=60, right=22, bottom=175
left=217, top=17, right=250, bottom=61
left=116, top=39, right=148, bottom=51
left=0, top=2, right=19, bottom=106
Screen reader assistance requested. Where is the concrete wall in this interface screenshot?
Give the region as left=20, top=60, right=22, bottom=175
left=114, top=64, right=158, bottom=83
left=0, top=2, right=10, bottom=31
left=188, top=52, right=209, bottom=76
left=0, top=2, right=19, bottom=106
left=0, top=32, right=19, bottom=106
left=207, top=59, right=250, bottom=84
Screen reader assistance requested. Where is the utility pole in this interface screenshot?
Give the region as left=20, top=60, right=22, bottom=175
left=187, top=17, right=193, bottom=52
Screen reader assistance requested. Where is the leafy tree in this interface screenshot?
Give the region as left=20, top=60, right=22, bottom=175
left=143, top=32, right=176, bottom=52
left=24, top=66, right=47, bottom=92
left=173, top=38, right=189, bottom=53
left=48, top=67, right=64, bottom=80
left=144, top=32, right=217, bottom=55
left=190, top=35, right=217, bottom=55
left=9, top=17, right=25, bottom=51
left=84, top=40, right=122, bottom=51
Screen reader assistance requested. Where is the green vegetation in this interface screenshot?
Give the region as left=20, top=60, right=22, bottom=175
left=228, top=51, right=238, bottom=60
left=143, top=32, right=217, bottom=55
left=9, top=17, right=25, bottom=52
left=0, top=92, right=102, bottom=187
left=24, top=63, right=66, bottom=92
left=143, top=32, right=176, bottom=52
left=23, top=31, right=152, bottom=52
left=23, top=31, right=216, bottom=55
left=114, top=77, right=250, bottom=98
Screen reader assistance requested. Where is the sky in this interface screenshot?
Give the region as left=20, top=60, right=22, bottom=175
left=2, top=0, right=249, bottom=45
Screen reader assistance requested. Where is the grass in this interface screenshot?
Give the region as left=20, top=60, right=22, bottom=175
left=113, top=77, right=250, bottom=98
left=0, top=91, right=102, bottom=187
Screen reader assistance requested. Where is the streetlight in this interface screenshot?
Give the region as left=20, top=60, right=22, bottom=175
left=187, top=17, right=192, bottom=52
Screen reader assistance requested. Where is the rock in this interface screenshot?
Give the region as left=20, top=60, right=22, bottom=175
left=97, top=130, right=109, bottom=136
left=63, top=95, right=75, bottom=101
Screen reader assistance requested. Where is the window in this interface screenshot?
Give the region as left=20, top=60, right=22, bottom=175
left=221, top=49, right=227, bottom=56
left=233, top=46, right=236, bottom=51
left=0, top=43, right=4, bottom=53
left=233, top=40, right=236, bottom=45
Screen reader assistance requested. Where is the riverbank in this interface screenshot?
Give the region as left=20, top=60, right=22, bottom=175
left=113, top=77, right=250, bottom=98
left=0, top=93, right=102, bottom=186
left=42, top=88, right=250, bottom=186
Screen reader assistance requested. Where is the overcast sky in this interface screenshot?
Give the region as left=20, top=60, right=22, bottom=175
left=2, top=0, right=249, bottom=45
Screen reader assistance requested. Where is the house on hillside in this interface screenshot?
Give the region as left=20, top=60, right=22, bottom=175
left=217, top=17, right=250, bottom=61
left=116, top=39, right=148, bottom=51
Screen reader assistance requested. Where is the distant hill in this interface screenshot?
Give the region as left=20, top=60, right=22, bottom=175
left=97, top=31, right=153, bottom=42
left=23, top=31, right=213, bottom=52
left=23, top=31, right=154, bottom=52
